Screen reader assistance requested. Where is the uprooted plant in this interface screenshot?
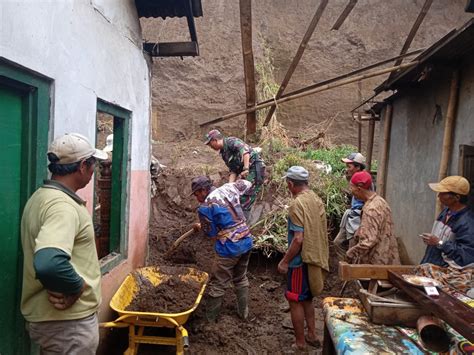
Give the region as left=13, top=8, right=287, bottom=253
left=251, top=121, right=357, bottom=256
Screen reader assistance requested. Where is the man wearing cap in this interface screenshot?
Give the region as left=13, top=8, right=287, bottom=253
left=191, top=176, right=253, bottom=321
left=21, top=133, right=107, bottom=354
left=333, top=152, right=367, bottom=259
left=342, top=152, right=366, bottom=182
left=278, top=166, right=329, bottom=350
left=346, top=171, right=400, bottom=265
left=420, top=176, right=474, bottom=268
left=204, top=129, right=265, bottom=219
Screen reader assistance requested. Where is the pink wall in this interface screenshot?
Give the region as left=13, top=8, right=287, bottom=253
left=79, top=170, right=150, bottom=322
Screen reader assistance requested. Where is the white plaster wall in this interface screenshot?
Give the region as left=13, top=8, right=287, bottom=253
left=0, top=0, right=151, bottom=170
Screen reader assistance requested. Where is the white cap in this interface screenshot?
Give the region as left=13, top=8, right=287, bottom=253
left=342, top=152, right=366, bottom=165
left=48, top=133, right=108, bottom=164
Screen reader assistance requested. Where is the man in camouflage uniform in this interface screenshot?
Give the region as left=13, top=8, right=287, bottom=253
left=205, top=129, right=265, bottom=220
left=346, top=171, right=400, bottom=265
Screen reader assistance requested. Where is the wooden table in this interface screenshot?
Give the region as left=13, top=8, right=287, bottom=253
left=388, top=270, right=474, bottom=343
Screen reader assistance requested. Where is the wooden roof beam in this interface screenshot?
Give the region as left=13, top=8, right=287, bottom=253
left=262, top=0, right=328, bottom=126
left=239, top=0, right=257, bottom=137
left=331, top=0, right=358, bottom=30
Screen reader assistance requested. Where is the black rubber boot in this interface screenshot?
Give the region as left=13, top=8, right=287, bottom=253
left=205, top=296, right=223, bottom=322
left=235, top=287, right=249, bottom=320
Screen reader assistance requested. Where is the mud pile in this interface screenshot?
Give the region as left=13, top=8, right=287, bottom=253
left=126, top=270, right=202, bottom=314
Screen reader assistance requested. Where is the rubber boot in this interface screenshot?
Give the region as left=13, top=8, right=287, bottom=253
left=235, top=287, right=249, bottom=320
left=205, top=296, right=223, bottom=322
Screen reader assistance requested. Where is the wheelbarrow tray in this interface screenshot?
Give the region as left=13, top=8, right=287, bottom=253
left=110, top=265, right=208, bottom=327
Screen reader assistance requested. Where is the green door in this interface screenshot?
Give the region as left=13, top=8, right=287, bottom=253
left=0, top=86, right=29, bottom=354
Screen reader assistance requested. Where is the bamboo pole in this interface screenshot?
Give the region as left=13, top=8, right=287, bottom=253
left=377, top=103, right=393, bottom=198
left=262, top=0, right=328, bottom=126
left=200, top=61, right=417, bottom=127
left=366, top=117, right=376, bottom=172
left=331, top=0, right=358, bottom=30
left=239, top=0, right=257, bottom=137
left=271, top=48, right=423, bottom=109
left=436, top=69, right=460, bottom=215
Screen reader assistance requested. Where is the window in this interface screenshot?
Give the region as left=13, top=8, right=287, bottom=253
left=95, top=99, right=130, bottom=272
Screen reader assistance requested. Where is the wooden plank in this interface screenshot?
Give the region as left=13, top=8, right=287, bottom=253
left=200, top=61, right=417, bottom=127
left=239, top=0, right=257, bottom=136
left=144, top=42, right=199, bottom=57
left=331, top=0, right=358, bottom=30
left=338, top=262, right=415, bottom=281
left=262, top=0, right=328, bottom=126
left=388, top=271, right=474, bottom=342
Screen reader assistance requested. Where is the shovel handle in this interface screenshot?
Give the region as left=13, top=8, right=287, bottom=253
left=164, top=228, right=195, bottom=257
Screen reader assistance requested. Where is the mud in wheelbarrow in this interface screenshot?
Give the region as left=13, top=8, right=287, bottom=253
left=101, top=266, right=208, bottom=355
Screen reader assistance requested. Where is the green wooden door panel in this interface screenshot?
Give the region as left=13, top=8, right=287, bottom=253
left=0, top=86, right=24, bottom=355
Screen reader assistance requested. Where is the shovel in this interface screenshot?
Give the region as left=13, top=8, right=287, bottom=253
left=164, top=228, right=195, bottom=258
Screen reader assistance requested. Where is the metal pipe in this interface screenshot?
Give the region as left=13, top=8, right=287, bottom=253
left=417, top=315, right=450, bottom=352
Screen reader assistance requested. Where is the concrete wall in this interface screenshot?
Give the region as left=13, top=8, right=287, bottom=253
left=381, top=57, right=474, bottom=264
left=0, top=0, right=151, bottom=322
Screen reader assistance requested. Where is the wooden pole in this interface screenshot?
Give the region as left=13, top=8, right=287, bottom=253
left=436, top=69, right=460, bottom=215
left=239, top=0, right=257, bottom=137
left=389, top=0, right=433, bottom=80
left=356, top=81, right=362, bottom=152
left=377, top=103, right=393, bottom=198
left=200, top=61, right=417, bottom=127
left=366, top=117, right=376, bottom=172
left=331, top=0, right=358, bottom=30
left=262, top=0, right=328, bottom=126
left=357, top=113, right=362, bottom=152
left=357, top=121, right=362, bottom=152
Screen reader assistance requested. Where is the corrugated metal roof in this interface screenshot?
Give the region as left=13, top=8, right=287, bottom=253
left=135, top=0, right=203, bottom=19
left=377, top=18, right=474, bottom=92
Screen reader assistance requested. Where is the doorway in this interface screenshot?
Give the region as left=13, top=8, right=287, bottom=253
left=0, top=60, right=50, bottom=354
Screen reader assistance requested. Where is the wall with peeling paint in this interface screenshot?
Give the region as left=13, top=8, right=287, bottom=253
left=0, top=0, right=151, bottom=327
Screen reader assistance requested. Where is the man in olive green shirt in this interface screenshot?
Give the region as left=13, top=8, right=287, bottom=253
left=21, top=133, right=107, bottom=354
left=278, top=166, right=329, bottom=351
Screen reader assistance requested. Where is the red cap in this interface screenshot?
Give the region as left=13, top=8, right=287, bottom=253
left=350, top=171, right=372, bottom=190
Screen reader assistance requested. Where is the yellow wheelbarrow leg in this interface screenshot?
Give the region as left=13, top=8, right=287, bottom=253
left=175, top=325, right=189, bottom=355
left=124, top=324, right=138, bottom=355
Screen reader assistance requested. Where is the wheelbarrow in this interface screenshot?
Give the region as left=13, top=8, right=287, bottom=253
left=101, top=266, right=209, bottom=355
